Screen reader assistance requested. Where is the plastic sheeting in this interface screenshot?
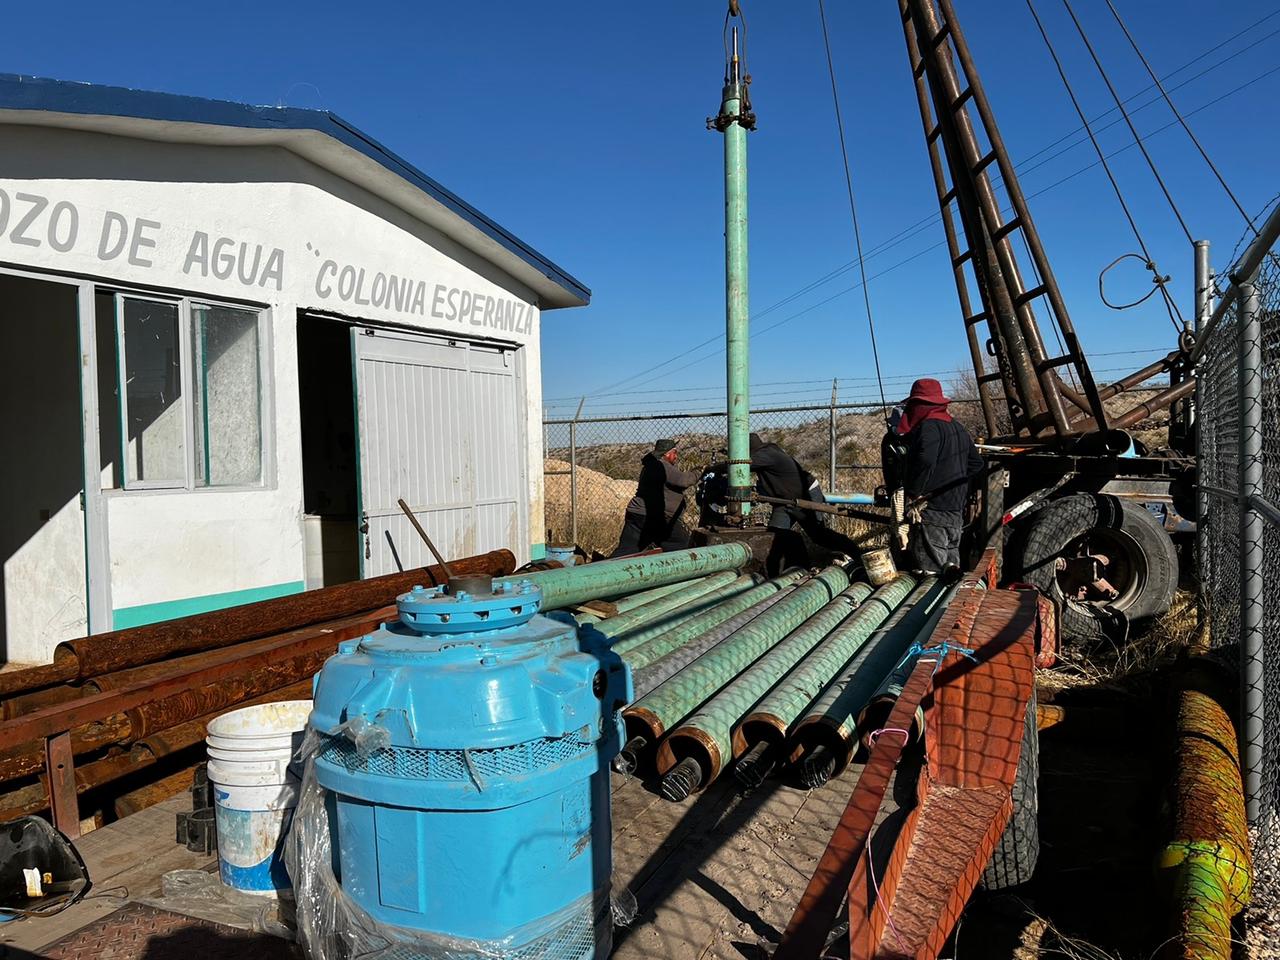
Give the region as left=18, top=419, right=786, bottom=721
left=285, top=720, right=634, bottom=960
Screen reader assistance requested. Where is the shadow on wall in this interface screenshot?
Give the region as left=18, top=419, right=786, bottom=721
left=0, top=274, right=86, bottom=664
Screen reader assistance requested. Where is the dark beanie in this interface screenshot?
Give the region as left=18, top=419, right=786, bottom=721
left=749, top=432, right=764, bottom=453
left=654, top=438, right=678, bottom=455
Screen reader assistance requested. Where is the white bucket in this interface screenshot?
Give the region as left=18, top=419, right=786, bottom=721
left=205, top=700, right=312, bottom=896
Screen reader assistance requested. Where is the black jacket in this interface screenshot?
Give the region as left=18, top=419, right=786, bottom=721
left=627, top=453, right=698, bottom=522
left=903, top=418, right=984, bottom=514
left=750, top=442, right=809, bottom=502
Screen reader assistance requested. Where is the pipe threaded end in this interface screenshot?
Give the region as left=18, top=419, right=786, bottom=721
left=661, top=757, right=704, bottom=802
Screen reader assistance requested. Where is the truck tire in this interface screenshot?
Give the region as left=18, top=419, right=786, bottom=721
left=981, top=693, right=1039, bottom=890
left=1010, top=493, right=1177, bottom=643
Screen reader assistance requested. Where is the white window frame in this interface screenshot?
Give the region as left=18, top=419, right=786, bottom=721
left=112, top=291, right=272, bottom=493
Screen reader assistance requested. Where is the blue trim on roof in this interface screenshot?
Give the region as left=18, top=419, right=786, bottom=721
left=0, top=73, right=590, bottom=306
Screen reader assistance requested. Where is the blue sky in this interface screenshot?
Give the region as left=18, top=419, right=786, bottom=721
left=6, top=1, right=1277, bottom=417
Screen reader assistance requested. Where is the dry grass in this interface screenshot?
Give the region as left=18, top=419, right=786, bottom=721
left=1037, top=590, right=1201, bottom=696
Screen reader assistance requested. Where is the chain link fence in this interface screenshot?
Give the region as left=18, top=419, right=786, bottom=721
left=541, top=398, right=987, bottom=559
left=1197, top=225, right=1280, bottom=941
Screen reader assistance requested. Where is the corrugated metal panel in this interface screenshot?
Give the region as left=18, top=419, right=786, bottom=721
left=353, top=330, right=525, bottom=577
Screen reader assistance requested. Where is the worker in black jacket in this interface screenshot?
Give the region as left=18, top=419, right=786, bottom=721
left=895, top=378, right=984, bottom=572
left=610, top=439, right=699, bottom=557
left=748, top=433, right=860, bottom=555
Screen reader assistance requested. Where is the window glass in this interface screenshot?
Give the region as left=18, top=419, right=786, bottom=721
left=191, top=304, right=262, bottom=486
left=121, top=298, right=185, bottom=485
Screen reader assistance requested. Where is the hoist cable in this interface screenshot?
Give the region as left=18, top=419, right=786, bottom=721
left=1057, top=0, right=1194, bottom=246
left=1101, top=0, right=1259, bottom=238
left=817, top=0, right=889, bottom=416
left=1025, top=0, right=1186, bottom=331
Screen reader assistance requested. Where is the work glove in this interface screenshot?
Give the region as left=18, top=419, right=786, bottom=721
left=892, top=488, right=910, bottom=552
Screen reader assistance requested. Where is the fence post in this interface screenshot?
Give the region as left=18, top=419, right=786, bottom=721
left=828, top=379, right=838, bottom=491
left=570, top=397, right=584, bottom=550
left=1194, top=240, right=1212, bottom=598
left=1237, top=279, right=1264, bottom=823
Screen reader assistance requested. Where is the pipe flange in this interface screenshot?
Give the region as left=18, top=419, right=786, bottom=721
left=396, top=580, right=542, bottom=635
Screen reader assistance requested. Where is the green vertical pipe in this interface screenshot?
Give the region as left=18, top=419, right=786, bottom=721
left=624, top=566, right=850, bottom=744
left=620, top=570, right=808, bottom=672
left=721, top=47, right=752, bottom=517
left=738, top=575, right=920, bottom=754
left=660, top=582, right=880, bottom=787
left=498, top=543, right=750, bottom=610
left=789, top=578, right=957, bottom=777
left=598, top=571, right=744, bottom=644
left=609, top=573, right=759, bottom=654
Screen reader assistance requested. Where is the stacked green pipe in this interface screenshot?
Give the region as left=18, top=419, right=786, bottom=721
left=1158, top=689, right=1252, bottom=960
left=631, top=576, right=814, bottom=699
left=498, top=543, right=751, bottom=610
left=736, top=575, right=918, bottom=761
left=623, top=565, right=850, bottom=748
left=659, top=581, right=878, bottom=794
left=592, top=571, right=744, bottom=643
left=610, top=577, right=706, bottom=614
left=573, top=578, right=706, bottom=626
left=620, top=570, right=808, bottom=671
left=789, top=578, right=955, bottom=784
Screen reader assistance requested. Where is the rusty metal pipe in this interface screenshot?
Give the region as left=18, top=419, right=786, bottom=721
left=1157, top=689, right=1252, bottom=959
left=0, top=550, right=515, bottom=698
left=0, top=713, right=132, bottom=782
left=0, top=684, right=84, bottom=720
left=0, top=749, right=139, bottom=822
left=0, top=644, right=328, bottom=781
left=1106, top=379, right=1196, bottom=431
left=0, top=605, right=387, bottom=754
left=136, top=679, right=313, bottom=759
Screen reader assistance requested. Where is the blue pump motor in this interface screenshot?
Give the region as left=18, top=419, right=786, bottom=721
left=309, top=574, right=632, bottom=958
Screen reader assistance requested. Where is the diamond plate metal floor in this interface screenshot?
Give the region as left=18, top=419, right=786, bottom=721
left=32, top=903, right=296, bottom=960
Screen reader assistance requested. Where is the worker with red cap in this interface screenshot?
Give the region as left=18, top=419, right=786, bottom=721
left=892, top=378, right=984, bottom=572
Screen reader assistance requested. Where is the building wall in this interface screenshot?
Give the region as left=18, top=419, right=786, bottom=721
left=0, top=124, right=548, bottom=651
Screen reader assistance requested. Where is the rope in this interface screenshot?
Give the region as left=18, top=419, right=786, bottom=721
left=1101, top=0, right=1259, bottom=239
left=1025, top=0, right=1187, bottom=333
left=863, top=726, right=912, bottom=953
left=1057, top=0, right=1194, bottom=246
left=817, top=0, right=890, bottom=419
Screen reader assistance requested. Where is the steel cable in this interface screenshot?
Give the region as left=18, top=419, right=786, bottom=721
left=1025, top=0, right=1186, bottom=331
left=1102, top=0, right=1258, bottom=238
left=817, top=0, right=889, bottom=417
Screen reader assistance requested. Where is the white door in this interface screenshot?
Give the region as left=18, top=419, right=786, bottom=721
left=352, top=328, right=527, bottom=577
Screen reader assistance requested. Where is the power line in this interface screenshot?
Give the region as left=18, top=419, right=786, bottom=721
left=817, top=0, right=888, bottom=414
left=1101, top=0, right=1259, bottom=238
left=1026, top=0, right=1186, bottom=331
left=570, top=14, right=1273, bottom=401
left=1058, top=0, right=1194, bottom=246
left=543, top=347, right=1166, bottom=403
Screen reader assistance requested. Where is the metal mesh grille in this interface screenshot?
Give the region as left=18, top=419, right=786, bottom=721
left=317, top=728, right=593, bottom=782
left=1198, top=237, right=1280, bottom=941
left=370, top=895, right=604, bottom=960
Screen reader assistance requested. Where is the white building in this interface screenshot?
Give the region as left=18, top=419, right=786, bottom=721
left=0, top=73, right=588, bottom=664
